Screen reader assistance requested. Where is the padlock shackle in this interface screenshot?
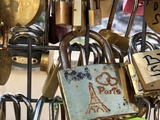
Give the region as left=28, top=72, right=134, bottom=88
left=129, top=32, right=158, bottom=53
left=59, top=30, right=115, bottom=69
left=89, top=43, right=100, bottom=64
left=111, top=44, right=123, bottom=63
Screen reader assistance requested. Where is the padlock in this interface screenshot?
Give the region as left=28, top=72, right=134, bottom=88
left=145, top=0, right=160, bottom=34
left=58, top=30, right=139, bottom=120
left=153, top=96, right=160, bottom=120
left=49, top=0, right=71, bottom=44
left=100, top=0, right=112, bottom=18
left=99, top=0, right=138, bottom=54
left=131, top=32, right=160, bottom=91
left=55, top=0, right=72, bottom=26
left=123, top=0, right=151, bottom=16
left=42, top=57, right=61, bottom=98
left=72, top=0, right=86, bottom=32
left=9, top=28, right=43, bottom=68
left=89, top=0, right=102, bottom=26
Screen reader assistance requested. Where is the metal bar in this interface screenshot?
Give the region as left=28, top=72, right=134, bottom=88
left=141, top=0, right=149, bottom=52
left=84, top=0, right=90, bottom=65
left=27, top=38, right=32, bottom=120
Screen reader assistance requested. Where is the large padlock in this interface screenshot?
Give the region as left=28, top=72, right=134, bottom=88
left=58, top=30, right=139, bottom=120
left=55, top=0, right=72, bottom=26
left=99, top=0, right=138, bottom=54
left=123, top=0, right=151, bottom=16
left=100, top=0, right=112, bottom=18
left=130, top=32, right=160, bottom=91
left=89, top=0, right=102, bottom=26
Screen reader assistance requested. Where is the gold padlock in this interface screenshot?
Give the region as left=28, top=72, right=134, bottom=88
left=55, top=0, right=72, bottom=26
left=100, top=0, right=112, bottom=18
left=89, top=0, right=102, bottom=26
left=99, top=0, right=138, bottom=54
left=72, top=0, right=86, bottom=32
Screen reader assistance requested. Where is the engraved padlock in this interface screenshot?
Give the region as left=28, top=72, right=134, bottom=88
left=130, top=32, right=160, bottom=91
left=58, top=30, right=139, bottom=120
left=55, top=0, right=72, bottom=26
left=89, top=0, right=102, bottom=26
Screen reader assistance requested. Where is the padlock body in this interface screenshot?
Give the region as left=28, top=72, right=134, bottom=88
left=89, top=9, right=102, bottom=26
left=58, top=64, right=138, bottom=120
left=99, top=29, right=129, bottom=52
left=133, top=49, right=160, bottom=91
left=55, top=1, right=72, bottom=26
left=100, top=0, right=112, bottom=18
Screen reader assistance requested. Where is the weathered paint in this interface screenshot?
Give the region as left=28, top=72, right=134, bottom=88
left=58, top=64, right=138, bottom=120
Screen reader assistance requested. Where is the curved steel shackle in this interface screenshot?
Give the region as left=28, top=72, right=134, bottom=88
left=3, top=93, right=21, bottom=120
left=49, top=96, right=63, bottom=120
left=33, top=96, right=48, bottom=120
left=129, top=32, right=158, bottom=53
left=92, top=43, right=105, bottom=64
left=10, top=31, right=42, bottom=45
left=89, top=43, right=100, bottom=64
left=15, top=93, right=34, bottom=120
left=0, top=95, right=6, bottom=120
left=59, top=30, right=115, bottom=69
left=111, top=44, right=124, bottom=63
left=154, top=96, right=160, bottom=120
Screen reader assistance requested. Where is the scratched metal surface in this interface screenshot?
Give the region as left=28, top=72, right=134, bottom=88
left=58, top=64, right=138, bottom=120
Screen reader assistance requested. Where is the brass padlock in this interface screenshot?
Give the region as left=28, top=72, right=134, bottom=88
left=55, top=0, right=72, bottom=26
left=72, top=0, right=86, bottom=32
left=100, top=0, right=112, bottom=18
left=89, top=0, right=102, bottom=26
left=99, top=0, right=138, bottom=54
left=130, top=32, right=160, bottom=91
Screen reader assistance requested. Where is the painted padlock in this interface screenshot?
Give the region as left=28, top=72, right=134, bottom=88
left=99, top=0, right=138, bottom=54
left=89, top=0, right=102, bottom=26
left=58, top=30, right=139, bottom=120
left=55, top=0, right=72, bottom=26
left=131, top=32, right=160, bottom=91
left=123, top=0, right=151, bottom=16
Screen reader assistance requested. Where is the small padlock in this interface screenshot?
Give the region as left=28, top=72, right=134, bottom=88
left=89, top=0, right=102, bottom=26
left=55, top=0, right=72, bottom=26
left=58, top=30, right=139, bottom=120
left=72, top=0, right=86, bottom=32
left=130, top=32, right=160, bottom=91
left=99, top=0, right=138, bottom=54
left=123, top=0, right=151, bottom=16
left=100, top=0, right=112, bottom=18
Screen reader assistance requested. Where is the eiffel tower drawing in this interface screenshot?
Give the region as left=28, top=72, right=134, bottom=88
left=86, top=82, right=110, bottom=114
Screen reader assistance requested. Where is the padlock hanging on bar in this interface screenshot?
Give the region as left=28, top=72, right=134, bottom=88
left=88, top=0, right=102, bottom=26
left=99, top=0, right=139, bottom=54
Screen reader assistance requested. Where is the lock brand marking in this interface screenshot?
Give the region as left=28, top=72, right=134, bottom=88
left=143, top=54, right=160, bottom=76
left=64, top=67, right=92, bottom=83
left=86, top=82, right=110, bottom=114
